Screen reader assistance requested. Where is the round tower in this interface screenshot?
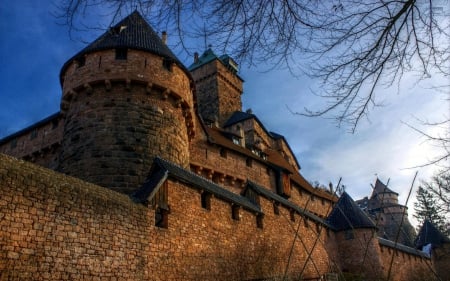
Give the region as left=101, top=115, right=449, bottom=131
left=58, top=12, right=195, bottom=193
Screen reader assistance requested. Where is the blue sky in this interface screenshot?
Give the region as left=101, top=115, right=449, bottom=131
left=1, top=1, right=448, bottom=226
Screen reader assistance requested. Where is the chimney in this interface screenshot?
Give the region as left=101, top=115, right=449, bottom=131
left=161, top=31, right=167, bottom=44
left=194, top=52, right=199, bottom=63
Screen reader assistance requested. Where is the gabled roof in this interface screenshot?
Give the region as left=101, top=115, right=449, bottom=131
left=414, top=220, right=450, bottom=249
left=223, top=111, right=255, bottom=128
left=327, top=192, right=377, bottom=231
left=202, top=126, right=335, bottom=201
left=130, top=157, right=261, bottom=213
left=223, top=111, right=301, bottom=169
left=61, top=11, right=188, bottom=77
left=371, top=178, right=398, bottom=199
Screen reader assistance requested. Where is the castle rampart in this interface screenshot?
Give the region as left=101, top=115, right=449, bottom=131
left=0, top=113, right=63, bottom=170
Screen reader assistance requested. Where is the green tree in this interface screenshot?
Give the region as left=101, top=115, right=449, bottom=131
left=414, top=175, right=448, bottom=234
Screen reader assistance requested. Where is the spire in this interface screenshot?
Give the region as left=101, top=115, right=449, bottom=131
left=370, top=178, right=398, bottom=199
left=327, top=192, right=377, bottom=231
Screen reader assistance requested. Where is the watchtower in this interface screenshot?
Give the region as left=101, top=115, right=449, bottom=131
left=58, top=11, right=195, bottom=193
left=189, top=49, right=243, bottom=126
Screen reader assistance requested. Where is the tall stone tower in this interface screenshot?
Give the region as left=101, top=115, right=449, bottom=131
left=189, top=49, right=243, bottom=126
left=58, top=11, right=195, bottom=194
left=365, top=179, right=416, bottom=246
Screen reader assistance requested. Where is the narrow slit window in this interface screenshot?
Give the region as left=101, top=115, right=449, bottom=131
left=201, top=192, right=211, bottom=210
left=115, top=48, right=128, bottom=60
left=290, top=210, right=295, bottom=222
left=10, top=138, right=17, bottom=149
left=256, top=214, right=264, bottom=229
left=76, top=56, right=86, bottom=68
left=273, top=203, right=280, bottom=215
left=155, top=207, right=169, bottom=228
left=30, top=129, right=38, bottom=140
left=344, top=229, right=354, bottom=240
left=162, top=58, right=173, bottom=71
left=232, top=205, right=240, bottom=221
left=220, top=148, right=227, bottom=158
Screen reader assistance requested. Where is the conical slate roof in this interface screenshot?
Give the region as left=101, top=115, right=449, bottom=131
left=61, top=11, right=187, bottom=76
left=414, top=220, right=450, bottom=249
left=371, top=178, right=398, bottom=199
left=327, top=192, right=377, bottom=231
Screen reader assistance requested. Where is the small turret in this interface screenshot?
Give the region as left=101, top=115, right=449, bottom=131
left=58, top=11, right=195, bottom=193
left=327, top=192, right=384, bottom=280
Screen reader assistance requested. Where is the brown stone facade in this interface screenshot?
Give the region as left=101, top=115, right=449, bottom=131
left=190, top=58, right=243, bottom=126
left=59, top=50, right=194, bottom=194
left=0, top=114, right=63, bottom=170
left=1, top=154, right=335, bottom=280
left=0, top=11, right=443, bottom=281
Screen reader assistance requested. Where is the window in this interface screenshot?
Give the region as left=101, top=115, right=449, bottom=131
left=201, top=192, right=211, bottom=210
left=162, top=58, right=172, bottom=71
left=344, top=229, right=354, bottom=240
left=115, top=48, right=128, bottom=60
left=232, top=137, right=240, bottom=145
left=155, top=207, right=168, bottom=228
left=256, top=214, right=264, bottom=229
left=290, top=210, right=295, bottom=222
left=273, top=203, right=280, bottom=215
left=10, top=138, right=17, bottom=149
left=246, top=158, right=252, bottom=167
left=76, top=56, right=85, bottom=68
left=232, top=205, right=240, bottom=221
left=219, top=148, right=227, bottom=158
left=52, top=119, right=59, bottom=129
left=30, top=129, right=38, bottom=140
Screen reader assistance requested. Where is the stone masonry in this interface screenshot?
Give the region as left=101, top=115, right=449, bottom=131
left=0, top=11, right=445, bottom=281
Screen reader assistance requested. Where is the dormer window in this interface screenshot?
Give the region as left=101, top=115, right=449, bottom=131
left=115, top=48, right=128, bottom=60
left=251, top=147, right=267, bottom=160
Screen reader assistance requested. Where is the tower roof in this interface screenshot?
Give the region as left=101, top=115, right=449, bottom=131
left=61, top=11, right=188, bottom=77
left=327, top=192, right=377, bottom=231
left=188, top=48, right=218, bottom=70
left=414, top=220, right=450, bottom=249
left=370, top=178, right=398, bottom=199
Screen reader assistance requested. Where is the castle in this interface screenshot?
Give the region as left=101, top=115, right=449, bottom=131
left=1, top=11, right=448, bottom=280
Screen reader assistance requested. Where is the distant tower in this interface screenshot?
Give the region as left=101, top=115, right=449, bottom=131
left=58, top=11, right=195, bottom=193
left=327, top=192, right=384, bottom=280
left=367, top=179, right=416, bottom=246
left=189, top=49, right=243, bottom=126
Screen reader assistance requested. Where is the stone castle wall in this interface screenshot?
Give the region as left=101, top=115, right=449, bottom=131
left=379, top=243, right=434, bottom=281
left=189, top=136, right=335, bottom=219
left=0, top=114, right=63, bottom=170
left=1, top=153, right=435, bottom=281
left=0, top=153, right=336, bottom=280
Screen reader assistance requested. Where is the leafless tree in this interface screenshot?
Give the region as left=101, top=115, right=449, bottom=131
left=55, top=0, right=449, bottom=127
